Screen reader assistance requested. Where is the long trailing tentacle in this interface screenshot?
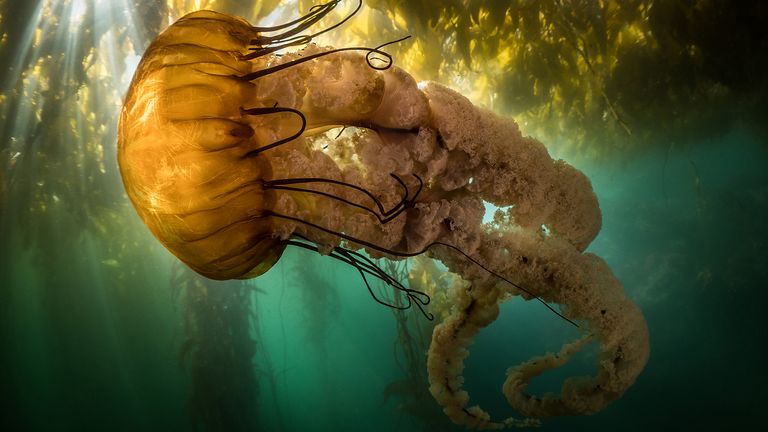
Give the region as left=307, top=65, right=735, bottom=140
left=267, top=174, right=405, bottom=216
left=284, top=236, right=433, bottom=320
left=264, top=174, right=423, bottom=224
left=284, top=239, right=402, bottom=311
left=237, top=40, right=408, bottom=83
left=242, top=35, right=313, bottom=61
left=269, top=211, right=579, bottom=327
left=247, top=0, right=362, bottom=54
left=333, top=247, right=433, bottom=320
left=251, top=1, right=339, bottom=34
left=297, top=0, right=362, bottom=42
left=240, top=0, right=401, bottom=70
left=338, top=246, right=430, bottom=307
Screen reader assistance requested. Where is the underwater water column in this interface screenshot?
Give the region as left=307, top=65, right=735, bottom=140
left=9, top=1, right=767, bottom=431
left=173, top=265, right=261, bottom=431
left=0, top=0, right=194, bottom=429
left=117, top=3, right=648, bottom=429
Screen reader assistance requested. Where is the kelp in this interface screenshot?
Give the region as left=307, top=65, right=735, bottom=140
left=380, top=258, right=457, bottom=430
left=173, top=265, right=261, bottom=432
left=357, top=0, right=768, bottom=158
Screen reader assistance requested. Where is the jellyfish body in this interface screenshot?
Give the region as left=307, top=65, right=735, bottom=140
left=118, top=8, right=427, bottom=280
left=118, top=11, right=283, bottom=280
left=118, top=4, right=649, bottom=430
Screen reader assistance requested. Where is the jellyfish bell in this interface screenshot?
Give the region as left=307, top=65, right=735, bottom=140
left=117, top=13, right=278, bottom=279
left=118, top=2, right=649, bottom=429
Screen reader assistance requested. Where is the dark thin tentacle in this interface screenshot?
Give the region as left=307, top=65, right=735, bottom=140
left=387, top=174, right=411, bottom=215
left=285, top=239, right=406, bottom=310
left=333, top=247, right=413, bottom=311
left=291, top=0, right=362, bottom=43
left=251, top=1, right=338, bottom=33
left=240, top=106, right=307, bottom=157
left=366, top=36, right=411, bottom=66
left=236, top=44, right=397, bottom=83
left=269, top=211, right=579, bottom=327
left=321, top=246, right=433, bottom=319
left=242, top=2, right=392, bottom=70
left=407, top=173, right=424, bottom=205
left=243, top=1, right=365, bottom=60
left=378, top=174, right=422, bottom=224
left=242, top=36, right=312, bottom=61
left=334, top=126, right=347, bottom=139
left=284, top=238, right=433, bottom=319
left=287, top=237, right=393, bottom=291
left=290, top=234, right=413, bottom=298
left=254, top=0, right=358, bottom=45
left=269, top=174, right=420, bottom=216
left=333, top=247, right=434, bottom=321
left=264, top=173, right=422, bottom=225
left=265, top=174, right=408, bottom=215
left=266, top=177, right=393, bottom=215
left=267, top=184, right=393, bottom=224
left=250, top=0, right=340, bottom=44
left=341, top=247, right=430, bottom=306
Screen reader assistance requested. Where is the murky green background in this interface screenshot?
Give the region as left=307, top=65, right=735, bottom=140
left=2, top=1, right=766, bottom=431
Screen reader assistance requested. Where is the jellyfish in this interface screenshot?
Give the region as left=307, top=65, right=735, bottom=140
left=118, top=1, right=649, bottom=429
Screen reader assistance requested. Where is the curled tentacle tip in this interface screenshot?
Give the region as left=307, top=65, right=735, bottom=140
left=413, top=292, right=431, bottom=305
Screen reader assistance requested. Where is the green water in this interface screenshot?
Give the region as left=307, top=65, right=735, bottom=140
left=2, top=1, right=767, bottom=431
left=3, top=132, right=765, bottom=431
